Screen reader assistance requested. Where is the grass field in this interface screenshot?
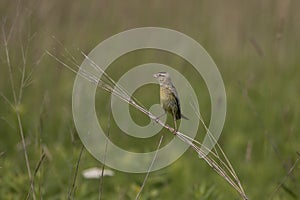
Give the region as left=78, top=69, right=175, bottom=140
left=1, top=0, right=300, bottom=199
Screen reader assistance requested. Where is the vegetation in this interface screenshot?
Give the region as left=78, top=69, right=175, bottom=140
left=0, top=0, right=299, bottom=199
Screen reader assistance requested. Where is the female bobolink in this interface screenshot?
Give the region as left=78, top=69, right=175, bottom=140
left=153, top=72, right=188, bottom=130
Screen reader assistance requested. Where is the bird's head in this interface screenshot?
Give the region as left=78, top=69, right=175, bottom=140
left=153, top=72, right=171, bottom=85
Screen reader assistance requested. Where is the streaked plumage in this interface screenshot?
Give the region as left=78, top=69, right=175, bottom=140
left=153, top=72, right=188, bottom=122
left=160, top=84, right=181, bottom=120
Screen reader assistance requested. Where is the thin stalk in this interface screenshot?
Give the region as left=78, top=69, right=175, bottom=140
left=98, top=98, right=112, bottom=200
left=47, top=48, right=248, bottom=200
left=68, top=145, right=84, bottom=200
left=135, top=135, right=164, bottom=200
left=2, top=26, right=36, bottom=200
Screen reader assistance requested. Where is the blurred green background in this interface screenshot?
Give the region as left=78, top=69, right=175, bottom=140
left=0, top=0, right=299, bottom=199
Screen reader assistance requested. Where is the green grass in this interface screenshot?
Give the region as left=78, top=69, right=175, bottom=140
left=1, top=0, right=300, bottom=199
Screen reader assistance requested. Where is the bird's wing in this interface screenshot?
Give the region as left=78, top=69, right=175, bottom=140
left=169, top=84, right=179, bottom=99
left=170, top=84, right=189, bottom=120
left=171, top=89, right=182, bottom=120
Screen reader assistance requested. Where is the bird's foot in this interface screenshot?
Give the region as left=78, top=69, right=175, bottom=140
left=172, top=128, right=177, bottom=135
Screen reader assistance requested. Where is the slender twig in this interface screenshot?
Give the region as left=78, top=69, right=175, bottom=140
left=33, top=152, right=46, bottom=177
left=2, top=27, right=17, bottom=102
left=23, top=52, right=45, bottom=88
left=19, top=43, right=27, bottom=104
left=26, top=151, right=47, bottom=200
left=80, top=50, right=146, bottom=108
left=49, top=34, right=80, bottom=66
left=0, top=92, right=15, bottom=110
left=2, top=24, right=36, bottom=200
left=0, top=116, right=16, bottom=130
left=192, top=104, right=246, bottom=195
left=135, top=135, right=164, bottom=200
left=99, top=99, right=112, bottom=200
left=270, top=152, right=300, bottom=199
left=47, top=46, right=248, bottom=200
left=68, top=145, right=84, bottom=200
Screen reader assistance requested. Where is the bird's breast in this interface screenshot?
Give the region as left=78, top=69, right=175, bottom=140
left=160, top=86, right=176, bottom=112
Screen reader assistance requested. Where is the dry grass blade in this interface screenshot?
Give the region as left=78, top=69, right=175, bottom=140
left=98, top=98, right=112, bottom=200
left=68, top=145, right=84, bottom=200
left=191, top=102, right=247, bottom=197
left=135, top=135, right=164, bottom=200
left=269, top=152, right=300, bottom=199
left=47, top=47, right=248, bottom=200
left=0, top=92, right=15, bottom=110
left=2, top=23, right=36, bottom=200
left=26, top=151, right=47, bottom=200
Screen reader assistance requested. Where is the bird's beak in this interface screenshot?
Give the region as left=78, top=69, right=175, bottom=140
left=153, top=73, right=159, bottom=78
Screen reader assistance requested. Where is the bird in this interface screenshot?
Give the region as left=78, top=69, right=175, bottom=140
left=153, top=72, right=188, bottom=130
